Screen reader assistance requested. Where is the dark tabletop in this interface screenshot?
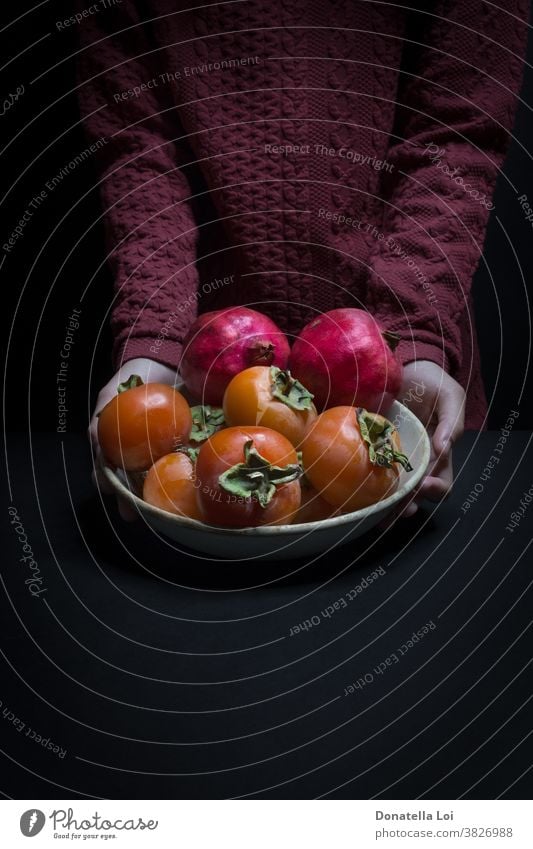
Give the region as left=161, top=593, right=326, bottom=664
left=2, top=430, right=532, bottom=800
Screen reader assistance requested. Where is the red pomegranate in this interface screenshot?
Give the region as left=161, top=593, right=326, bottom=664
left=180, top=307, right=290, bottom=404
left=288, top=308, right=402, bottom=412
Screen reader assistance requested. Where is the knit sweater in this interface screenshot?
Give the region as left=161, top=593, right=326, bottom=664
left=76, top=0, right=528, bottom=428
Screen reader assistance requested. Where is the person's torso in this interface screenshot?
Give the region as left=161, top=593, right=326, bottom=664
left=144, top=0, right=412, bottom=331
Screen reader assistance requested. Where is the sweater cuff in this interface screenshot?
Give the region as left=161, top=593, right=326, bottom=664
left=395, top=339, right=451, bottom=375
left=113, top=335, right=184, bottom=371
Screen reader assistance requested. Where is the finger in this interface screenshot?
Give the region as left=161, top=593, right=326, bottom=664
left=88, top=386, right=117, bottom=452
left=425, top=439, right=451, bottom=481
left=91, top=445, right=115, bottom=494
left=417, top=474, right=449, bottom=501
left=403, top=500, right=418, bottom=517
left=377, top=494, right=419, bottom=530
left=396, top=445, right=453, bottom=521
left=88, top=418, right=99, bottom=455
left=92, top=463, right=114, bottom=495
left=417, top=449, right=454, bottom=501
left=433, top=387, right=465, bottom=455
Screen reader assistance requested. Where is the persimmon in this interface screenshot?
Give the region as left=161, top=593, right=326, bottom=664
left=195, top=426, right=302, bottom=527
left=301, top=407, right=412, bottom=512
left=143, top=452, right=203, bottom=520
left=223, top=366, right=316, bottom=447
left=98, top=375, right=192, bottom=472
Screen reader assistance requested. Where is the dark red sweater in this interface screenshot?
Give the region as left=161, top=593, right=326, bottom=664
left=76, top=1, right=528, bottom=428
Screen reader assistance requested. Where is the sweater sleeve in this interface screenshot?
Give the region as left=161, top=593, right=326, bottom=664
left=75, top=2, right=199, bottom=369
left=365, top=1, right=528, bottom=374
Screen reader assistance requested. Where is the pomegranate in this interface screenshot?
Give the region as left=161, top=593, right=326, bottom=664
left=288, top=308, right=402, bottom=412
left=180, top=307, right=290, bottom=404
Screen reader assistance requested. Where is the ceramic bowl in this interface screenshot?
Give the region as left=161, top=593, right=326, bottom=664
left=101, top=400, right=431, bottom=561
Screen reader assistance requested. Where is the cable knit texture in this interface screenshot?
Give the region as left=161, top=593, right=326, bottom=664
left=76, top=0, right=528, bottom=428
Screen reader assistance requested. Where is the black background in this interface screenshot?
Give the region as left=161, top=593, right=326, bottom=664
left=1, top=1, right=533, bottom=432
left=2, top=430, right=532, bottom=799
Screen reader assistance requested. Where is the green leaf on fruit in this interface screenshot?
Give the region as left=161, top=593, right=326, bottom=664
left=189, top=405, right=226, bottom=443
left=295, top=449, right=311, bottom=488
left=356, top=408, right=412, bottom=471
left=219, top=439, right=302, bottom=507
left=178, top=445, right=200, bottom=463
left=270, top=367, right=314, bottom=410
left=117, top=374, right=144, bottom=393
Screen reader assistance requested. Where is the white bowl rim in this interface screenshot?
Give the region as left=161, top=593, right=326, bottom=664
left=101, top=401, right=431, bottom=537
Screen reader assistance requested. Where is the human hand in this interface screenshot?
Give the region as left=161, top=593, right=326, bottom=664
left=89, top=357, right=178, bottom=521
left=387, top=359, right=465, bottom=521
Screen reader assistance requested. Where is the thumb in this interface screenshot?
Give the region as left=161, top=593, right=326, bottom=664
left=433, top=381, right=465, bottom=455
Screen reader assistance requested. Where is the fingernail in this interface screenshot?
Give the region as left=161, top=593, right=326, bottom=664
left=440, top=437, right=451, bottom=454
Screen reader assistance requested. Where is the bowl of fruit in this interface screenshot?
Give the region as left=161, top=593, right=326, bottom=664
left=98, top=307, right=431, bottom=560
